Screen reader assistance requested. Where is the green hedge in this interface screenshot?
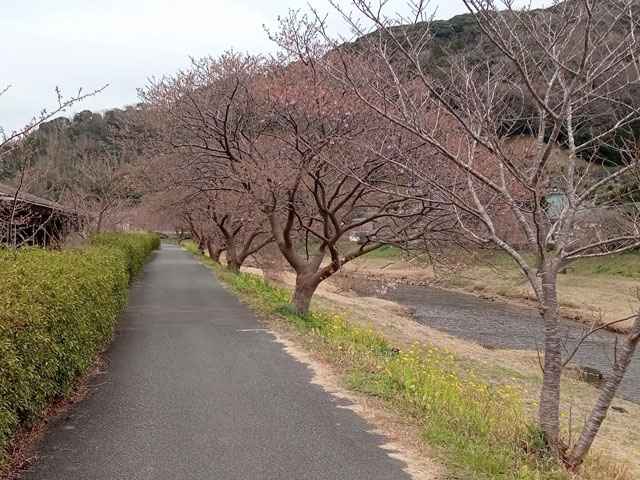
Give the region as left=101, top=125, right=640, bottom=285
left=0, top=233, right=159, bottom=463
left=89, top=233, right=161, bottom=278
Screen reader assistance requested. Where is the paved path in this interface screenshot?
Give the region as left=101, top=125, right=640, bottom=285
left=23, top=245, right=410, bottom=480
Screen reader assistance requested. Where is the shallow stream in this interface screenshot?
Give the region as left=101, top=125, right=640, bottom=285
left=358, top=282, right=639, bottom=404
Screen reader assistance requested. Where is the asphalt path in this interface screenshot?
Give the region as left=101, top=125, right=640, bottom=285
left=23, top=245, right=411, bottom=480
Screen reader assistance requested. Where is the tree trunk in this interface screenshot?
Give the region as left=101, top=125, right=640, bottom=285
left=96, top=211, right=104, bottom=234
left=224, top=235, right=241, bottom=272
left=206, top=239, right=223, bottom=263
left=197, top=237, right=206, bottom=254
left=538, top=271, right=565, bottom=458
left=567, top=311, right=640, bottom=470
left=290, top=274, right=319, bottom=314
left=225, top=245, right=240, bottom=272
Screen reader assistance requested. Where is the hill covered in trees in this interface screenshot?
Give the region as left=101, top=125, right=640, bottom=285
left=0, top=106, right=144, bottom=232
left=349, top=4, right=640, bottom=170
left=1, top=106, right=141, bottom=197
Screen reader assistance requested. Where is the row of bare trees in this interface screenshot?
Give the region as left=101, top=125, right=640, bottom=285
left=136, top=0, right=640, bottom=470
left=139, top=54, right=451, bottom=312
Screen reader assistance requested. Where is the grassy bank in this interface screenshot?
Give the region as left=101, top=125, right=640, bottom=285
left=353, top=248, right=640, bottom=332
left=184, top=243, right=635, bottom=480
left=0, top=233, right=160, bottom=465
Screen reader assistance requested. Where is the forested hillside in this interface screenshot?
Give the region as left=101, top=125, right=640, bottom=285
left=351, top=6, right=640, bottom=172
left=0, top=106, right=143, bottom=232
left=1, top=106, right=139, bottom=190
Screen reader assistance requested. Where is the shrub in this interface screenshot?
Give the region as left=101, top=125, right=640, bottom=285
left=89, top=232, right=160, bottom=278
left=0, top=233, right=159, bottom=463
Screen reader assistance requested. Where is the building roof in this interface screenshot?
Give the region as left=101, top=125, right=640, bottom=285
left=0, top=182, right=75, bottom=215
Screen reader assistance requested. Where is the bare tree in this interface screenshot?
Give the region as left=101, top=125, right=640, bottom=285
left=1, top=85, right=108, bottom=245
left=185, top=189, right=271, bottom=272
left=281, top=0, right=640, bottom=465
left=59, top=140, right=138, bottom=234
left=1, top=140, right=78, bottom=247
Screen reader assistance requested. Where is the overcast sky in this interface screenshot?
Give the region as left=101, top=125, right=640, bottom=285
left=1, top=0, right=547, bottom=134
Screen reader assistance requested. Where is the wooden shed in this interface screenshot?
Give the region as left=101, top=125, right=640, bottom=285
left=0, top=183, right=81, bottom=247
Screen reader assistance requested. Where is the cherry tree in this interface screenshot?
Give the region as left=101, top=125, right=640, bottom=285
left=250, top=60, right=449, bottom=312
left=139, top=53, right=451, bottom=312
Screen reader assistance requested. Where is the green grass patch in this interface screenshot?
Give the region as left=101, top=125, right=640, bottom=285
left=360, top=244, right=404, bottom=259
left=451, top=248, right=640, bottom=279
left=569, top=251, right=640, bottom=278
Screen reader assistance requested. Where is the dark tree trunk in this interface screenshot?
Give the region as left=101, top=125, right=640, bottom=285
left=206, top=239, right=223, bottom=263
left=227, top=258, right=241, bottom=272
left=96, top=211, right=105, bottom=234
left=197, top=236, right=206, bottom=254
left=290, top=274, right=320, bottom=314
left=567, top=311, right=640, bottom=470
left=224, top=235, right=241, bottom=272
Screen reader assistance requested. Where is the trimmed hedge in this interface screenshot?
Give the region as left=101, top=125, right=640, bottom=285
left=89, top=233, right=161, bottom=278
left=0, top=233, right=159, bottom=463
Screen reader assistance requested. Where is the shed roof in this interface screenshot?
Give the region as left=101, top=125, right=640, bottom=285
left=0, top=182, right=75, bottom=215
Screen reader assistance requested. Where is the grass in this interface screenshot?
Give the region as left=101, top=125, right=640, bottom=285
left=570, top=251, right=640, bottom=278
left=183, top=242, right=633, bottom=480
left=354, top=242, right=640, bottom=278
left=360, top=244, right=405, bottom=259
left=472, top=249, right=640, bottom=278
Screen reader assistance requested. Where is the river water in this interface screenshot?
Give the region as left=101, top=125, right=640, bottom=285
left=361, top=283, right=639, bottom=404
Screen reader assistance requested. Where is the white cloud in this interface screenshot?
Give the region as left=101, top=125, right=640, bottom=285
left=0, top=0, right=549, bottom=134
